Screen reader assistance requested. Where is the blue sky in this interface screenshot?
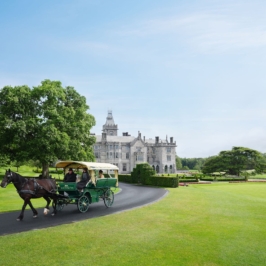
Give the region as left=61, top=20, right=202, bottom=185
left=1, top=0, right=266, bottom=158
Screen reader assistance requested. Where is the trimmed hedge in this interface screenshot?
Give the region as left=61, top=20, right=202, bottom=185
left=118, top=174, right=133, bottom=183
left=118, top=174, right=179, bottom=188
left=119, top=163, right=179, bottom=188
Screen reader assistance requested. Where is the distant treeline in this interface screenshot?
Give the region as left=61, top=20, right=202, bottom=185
left=176, top=149, right=266, bottom=173
left=176, top=157, right=206, bottom=170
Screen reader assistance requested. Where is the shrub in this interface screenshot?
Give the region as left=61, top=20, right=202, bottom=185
left=118, top=164, right=179, bottom=188
left=131, top=163, right=156, bottom=184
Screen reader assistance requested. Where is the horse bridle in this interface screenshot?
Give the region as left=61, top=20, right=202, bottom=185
left=5, top=171, right=23, bottom=185
left=5, top=171, right=13, bottom=183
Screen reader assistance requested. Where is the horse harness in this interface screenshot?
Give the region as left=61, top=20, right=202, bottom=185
left=18, top=178, right=56, bottom=196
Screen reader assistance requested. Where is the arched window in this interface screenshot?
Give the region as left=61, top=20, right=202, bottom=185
left=156, top=165, right=159, bottom=173
left=164, top=165, right=168, bottom=173
left=170, top=165, right=173, bottom=173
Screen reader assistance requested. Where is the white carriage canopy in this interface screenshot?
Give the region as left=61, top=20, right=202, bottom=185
left=55, top=161, right=119, bottom=182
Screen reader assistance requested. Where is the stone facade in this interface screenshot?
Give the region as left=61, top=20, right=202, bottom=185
left=93, top=111, right=177, bottom=174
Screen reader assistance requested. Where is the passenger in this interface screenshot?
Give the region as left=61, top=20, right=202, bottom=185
left=99, top=170, right=104, bottom=179
left=64, top=168, right=77, bottom=182
left=77, top=168, right=91, bottom=191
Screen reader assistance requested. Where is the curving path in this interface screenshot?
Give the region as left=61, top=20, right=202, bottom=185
left=0, top=182, right=168, bottom=236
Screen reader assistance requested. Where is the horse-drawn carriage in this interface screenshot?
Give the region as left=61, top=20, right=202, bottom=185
left=54, top=161, right=119, bottom=213
left=0, top=161, right=119, bottom=221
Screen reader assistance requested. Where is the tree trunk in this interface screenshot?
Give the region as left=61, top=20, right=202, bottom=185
left=42, top=162, right=50, bottom=178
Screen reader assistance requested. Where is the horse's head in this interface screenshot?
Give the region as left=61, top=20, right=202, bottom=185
left=0, top=169, right=14, bottom=188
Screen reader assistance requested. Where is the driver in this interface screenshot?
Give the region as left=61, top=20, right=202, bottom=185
left=64, top=168, right=77, bottom=182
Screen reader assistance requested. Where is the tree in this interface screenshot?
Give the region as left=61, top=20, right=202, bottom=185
left=0, top=80, right=96, bottom=177
left=28, top=159, right=42, bottom=172
left=180, top=157, right=206, bottom=170
left=0, top=153, right=9, bottom=167
left=11, top=160, right=25, bottom=172
left=202, top=147, right=266, bottom=175
left=201, top=156, right=227, bottom=174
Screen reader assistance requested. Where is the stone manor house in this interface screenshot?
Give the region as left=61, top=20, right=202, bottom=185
left=92, top=111, right=177, bottom=174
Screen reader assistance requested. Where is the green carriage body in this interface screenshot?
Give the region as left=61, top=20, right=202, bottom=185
left=54, top=161, right=119, bottom=212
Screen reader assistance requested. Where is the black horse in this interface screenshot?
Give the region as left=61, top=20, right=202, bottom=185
left=0, top=169, right=59, bottom=221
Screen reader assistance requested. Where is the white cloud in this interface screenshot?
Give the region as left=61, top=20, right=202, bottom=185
left=115, top=7, right=266, bottom=54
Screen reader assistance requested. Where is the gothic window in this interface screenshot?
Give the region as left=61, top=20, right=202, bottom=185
left=126, top=152, right=129, bottom=159
left=136, top=154, right=143, bottom=161
left=167, top=147, right=171, bottom=153
left=167, top=155, right=171, bottom=161
left=156, top=165, right=159, bottom=173
left=115, top=152, right=119, bottom=158
left=165, top=165, right=168, bottom=173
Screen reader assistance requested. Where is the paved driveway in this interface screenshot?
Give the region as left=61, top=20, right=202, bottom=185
left=0, top=182, right=168, bottom=236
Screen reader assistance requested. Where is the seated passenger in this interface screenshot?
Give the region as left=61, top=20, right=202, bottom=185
left=99, top=170, right=104, bottom=179
left=64, top=168, right=77, bottom=182
left=77, top=168, right=91, bottom=191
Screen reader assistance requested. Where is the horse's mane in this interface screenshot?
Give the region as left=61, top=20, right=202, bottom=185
left=7, top=170, right=27, bottom=182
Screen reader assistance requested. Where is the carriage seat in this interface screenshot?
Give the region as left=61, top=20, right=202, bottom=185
left=96, top=178, right=117, bottom=188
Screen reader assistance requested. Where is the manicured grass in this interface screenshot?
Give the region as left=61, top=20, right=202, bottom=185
left=1, top=183, right=266, bottom=265
left=250, top=173, right=266, bottom=179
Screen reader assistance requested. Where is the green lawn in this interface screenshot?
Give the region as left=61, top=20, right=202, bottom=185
left=250, top=173, right=266, bottom=179
left=1, top=182, right=266, bottom=265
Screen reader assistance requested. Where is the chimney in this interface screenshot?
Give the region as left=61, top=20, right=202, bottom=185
left=155, top=136, right=159, bottom=144
left=170, top=137, right=173, bottom=143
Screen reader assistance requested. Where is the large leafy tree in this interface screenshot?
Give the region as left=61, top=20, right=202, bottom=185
left=0, top=80, right=96, bottom=177
left=202, top=147, right=266, bottom=175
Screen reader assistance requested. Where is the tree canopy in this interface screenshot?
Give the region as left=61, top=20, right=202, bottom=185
left=202, top=147, right=266, bottom=175
left=0, top=80, right=96, bottom=177
left=179, top=157, right=206, bottom=170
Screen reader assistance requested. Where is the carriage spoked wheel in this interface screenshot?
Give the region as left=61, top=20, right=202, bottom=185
left=56, top=199, right=65, bottom=211
left=52, top=199, right=65, bottom=211
left=77, top=195, right=90, bottom=213
left=103, top=189, right=114, bottom=208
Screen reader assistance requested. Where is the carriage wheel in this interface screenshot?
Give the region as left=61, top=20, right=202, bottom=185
left=104, top=189, right=114, bottom=207
left=77, top=195, right=90, bottom=213
left=52, top=200, right=65, bottom=211
left=56, top=200, right=65, bottom=211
